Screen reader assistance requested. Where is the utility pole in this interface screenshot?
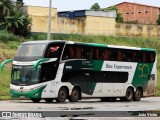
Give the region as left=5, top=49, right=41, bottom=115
left=47, top=0, right=52, bottom=40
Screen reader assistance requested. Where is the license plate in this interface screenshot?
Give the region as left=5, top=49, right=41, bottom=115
left=20, top=96, right=25, bottom=99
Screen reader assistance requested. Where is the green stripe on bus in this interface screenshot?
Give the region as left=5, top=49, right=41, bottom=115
left=88, top=43, right=108, bottom=47
left=141, top=48, right=156, bottom=52
left=132, top=63, right=154, bottom=91
left=91, top=60, right=104, bottom=71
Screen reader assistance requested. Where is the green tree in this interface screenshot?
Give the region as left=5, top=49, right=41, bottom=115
left=15, top=13, right=31, bottom=37
left=0, top=10, right=31, bottom=37
left=104, top=6, right=124, bottom=23
left=0, top=0, right=15, bottom=22
left=157, top=14, right=160, bottom=25
left=90, top=3, right=100, bottom=10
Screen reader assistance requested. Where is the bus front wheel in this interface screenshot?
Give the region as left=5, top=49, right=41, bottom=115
left=133, top=88, right=142, bottom=101
left=56, top=87, right=67, bottom=102
left=69, top=88, right=80, bottom=102
left=125, top=87, right=133, bottom=101
left=31, top=98, right=41, bottom=103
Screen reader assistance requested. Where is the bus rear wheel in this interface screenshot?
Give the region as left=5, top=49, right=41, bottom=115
left=133, top=88, right=142, bottom=101
left=31, top=98, right=41, bottom=103
left=69, top=88, right=80, bottom=102
left=125, top=87, right=133, bottom=101
left=56, top=87, right=67, bottom=102
left=44, top=98, right=54, bottom=103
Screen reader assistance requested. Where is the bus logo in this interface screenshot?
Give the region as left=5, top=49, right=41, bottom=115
left=138, top=64, right=149, bottom=77
left=20, top=87, right=23, bottom=89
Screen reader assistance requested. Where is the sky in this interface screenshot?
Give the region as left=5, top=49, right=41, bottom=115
left=22, top=0, right=160, bottom=11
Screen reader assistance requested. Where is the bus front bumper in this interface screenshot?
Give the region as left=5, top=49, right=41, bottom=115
left=10, top=85, right=46, bottom=99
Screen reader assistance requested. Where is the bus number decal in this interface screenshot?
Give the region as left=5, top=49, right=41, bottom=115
left=138, top=64, right=149, bottom=78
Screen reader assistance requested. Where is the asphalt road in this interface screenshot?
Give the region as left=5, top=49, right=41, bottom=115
left=0, top=97, right=160, bottom=120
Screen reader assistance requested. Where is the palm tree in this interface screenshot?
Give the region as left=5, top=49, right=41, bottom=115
left=0, top=0, right=15, bottom=22
left=0, top=10, right=31, bottom=36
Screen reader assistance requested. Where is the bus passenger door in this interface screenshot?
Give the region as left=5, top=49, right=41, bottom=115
left=41, top=62, right=60, bottom=98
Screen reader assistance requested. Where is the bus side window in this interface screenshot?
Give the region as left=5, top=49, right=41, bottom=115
left=68, top=46, right=75, bottom=59
left=132, top=51, right=136, bottom=62
left=76, top=47, right=82, bottom=58
left=110, top=49, right=118, bottom=61
left=62, top=46, right=69, bottom=60
left=94, top=48, right=103, bottom=60
left=123, top=51, right=132, bottom=62
left=96, top=48, right=102, bottom=60
left=92, top=48, right=97, bottom=60
left=150, top=53, right=155, bottom=63
left=83, top=47, right=92, bottom=59
left=118, top=50, right=123, bottom=61
left=135, top=52, right=142, bottom=62
left=142, top=53, right=147, bottom=62
left=144, top=52, right=155, bottom=63
left=46, top=45, right=60, bottom=58
left=95, top=49, right=100, bottom=59
left=62, top=46, right=76, bottom=60
left=93, top=48, right=109, bottom=60
left=99, top=49, right=105, bottom=60
left=103, top=49, right=110, bottom=60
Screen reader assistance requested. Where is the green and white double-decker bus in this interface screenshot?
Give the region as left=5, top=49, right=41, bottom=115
left=1, top=40, right=157, bottom=103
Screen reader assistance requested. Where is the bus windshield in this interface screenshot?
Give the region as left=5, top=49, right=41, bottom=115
left=11, top=65, right=40, bottom=85
left=15, top=44, right=46, bottom=57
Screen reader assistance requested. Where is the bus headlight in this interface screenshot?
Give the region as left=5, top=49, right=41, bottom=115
left=10, top=93, right=13, bottom=97
left=10, top=88, right=15, bottom=91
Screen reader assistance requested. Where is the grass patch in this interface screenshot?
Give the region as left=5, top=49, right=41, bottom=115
left=0, top=31, right=21, bottom=43
left=0, top=96, right=12, bottom=100
left=0, top=68, right=11, bottom=99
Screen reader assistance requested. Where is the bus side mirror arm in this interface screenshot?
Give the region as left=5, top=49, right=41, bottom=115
left=0, top=59, right=13, bottom=71
left=34, top=58, right=50, bottom=71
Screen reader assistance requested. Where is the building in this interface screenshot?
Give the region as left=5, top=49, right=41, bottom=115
left=116, top=2, right=160, bottom=24
left=22, top=6, right=117, bottom=36
left=58, top=10, right=117, bottom=35
left=22, top=6, right=57, bottom=33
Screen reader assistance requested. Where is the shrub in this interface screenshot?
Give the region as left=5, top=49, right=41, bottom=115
left=0, top=30, right=21, bottom=42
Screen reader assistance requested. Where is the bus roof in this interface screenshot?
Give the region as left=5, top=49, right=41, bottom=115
left=66, top=41, right=156, bottom=52
left=21, top=40, right=66, bottom=45
left=21, top=40, right=156, bottom=52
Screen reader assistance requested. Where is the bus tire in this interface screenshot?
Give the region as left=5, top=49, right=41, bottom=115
left=69, top=88, right=80, bottom=102
left=31, top=98, right=41, bottom=103
left=44, top=98, right=54, bottom=103
left=133, top=88, right=142, bottom=101
left=56, top=87, right=67, bottom=102
left=125, top=87, right=133, bottom=101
